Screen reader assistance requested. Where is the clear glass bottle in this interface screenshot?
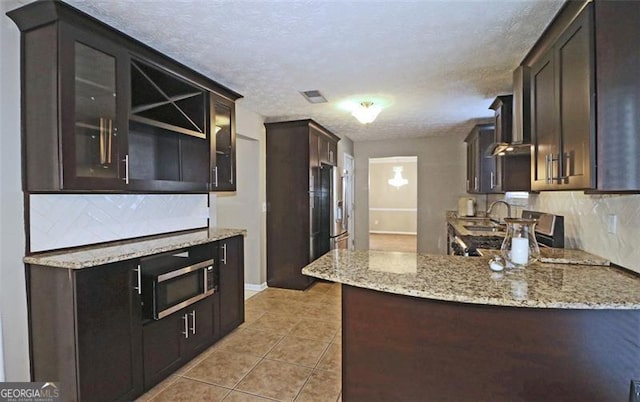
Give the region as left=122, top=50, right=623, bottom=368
left=500, top=218, right=540, bottom=268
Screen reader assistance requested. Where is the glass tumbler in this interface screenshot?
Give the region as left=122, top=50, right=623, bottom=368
left=500, top=218, right=540, bottom=268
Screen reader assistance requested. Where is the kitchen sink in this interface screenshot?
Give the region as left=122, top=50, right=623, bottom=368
left=463, top=224, right=505, bottom=232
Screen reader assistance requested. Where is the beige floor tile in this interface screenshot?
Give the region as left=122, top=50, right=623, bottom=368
left=183, top=349, right=261, bottom=388
left=222, top=390, right=275, bottom=402
left=151, top=377, right=230, bottom=402
left=235, top=359, right=313, bottom=401
left=301, top=303, right=341, bottom=323
left=295, top=369, right=341, bottom=402
left=332, top=329, right=342, bottom=345
left=289, top=319, right=340, bottom=343
left=214, top=327, right=282, bottom=357
left=136, top=375, right=178, bottom=401
left=243, top=312, right=302, bottom=335
left=266, top=335, right=330, bottom=367
left=244, top=307, right=266, bottom=324
left=316, top=343, right=341, bottom=372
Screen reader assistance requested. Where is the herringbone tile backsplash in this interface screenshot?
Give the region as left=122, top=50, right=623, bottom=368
left=29, top=194, right=208, bottom=252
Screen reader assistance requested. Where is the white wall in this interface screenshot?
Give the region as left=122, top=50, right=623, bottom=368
left=1, top=0, right=30, bottom=380
left=355, top=133, right=468, bottom=254
left=217, top=102, right=267, bottom=288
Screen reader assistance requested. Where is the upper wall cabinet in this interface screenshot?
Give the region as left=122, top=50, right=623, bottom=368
left=465, top=124, right=499, bottom=194
left=530, top=3, right=594, bottom=191
left=527, top=0, right=640, bottom=192
left=8, top=0, right=241, bottom=193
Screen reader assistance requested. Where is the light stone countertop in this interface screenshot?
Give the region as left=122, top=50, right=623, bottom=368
left=24, top=228, right=246, bottom=269
left=302, top=250, right=640, bottom=309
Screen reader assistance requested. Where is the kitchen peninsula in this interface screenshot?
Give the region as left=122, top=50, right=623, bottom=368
left=303, top=250, right=640, bottom=401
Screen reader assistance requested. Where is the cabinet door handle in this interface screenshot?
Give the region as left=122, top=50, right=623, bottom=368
left=221, top=243, right=227, bottom=264
left=190, top=310, right=196, bottom=335
left=122, top=154, right=130, bottom=184
left=474, top=177, right=478, bottom=191
left=490, top=171, right=495, bottom=189
left=212, top=166, right=219, bottom=188
left=560, top=151, right=571, bottom=181
left=230, top=155, right=234, bottom=185
left=544, top=154, right=550, bottom=184
left=182, top=314, right=189, bottom=339
left=134, top=264, right=141, bottom=295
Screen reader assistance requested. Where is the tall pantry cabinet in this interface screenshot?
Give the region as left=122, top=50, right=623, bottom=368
left=265, top=120, right=339, bottom=290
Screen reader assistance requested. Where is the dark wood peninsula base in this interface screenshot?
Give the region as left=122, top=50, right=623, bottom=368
left=342, top=285, right=640, bottom=401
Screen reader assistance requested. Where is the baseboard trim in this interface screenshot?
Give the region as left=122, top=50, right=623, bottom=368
left=369, top=231, right=417, bottom=235
left=245, top=283, right=267, bottom=292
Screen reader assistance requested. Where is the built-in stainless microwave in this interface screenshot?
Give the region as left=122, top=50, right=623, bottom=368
left=141, top=251, right=217, bottom=320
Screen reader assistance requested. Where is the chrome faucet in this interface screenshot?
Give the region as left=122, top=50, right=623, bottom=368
left=486, top=200, right=512, bottom=222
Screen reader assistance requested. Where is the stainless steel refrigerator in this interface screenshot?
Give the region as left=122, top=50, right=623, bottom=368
left=315, top=165, right=348, bottom=258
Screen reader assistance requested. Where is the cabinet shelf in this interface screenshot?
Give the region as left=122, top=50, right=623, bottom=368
left=130, top=115, right=206, bottom=139
left=75, top=76, right=115, bottom=93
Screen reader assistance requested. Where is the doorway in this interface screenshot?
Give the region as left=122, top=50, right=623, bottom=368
left=368, top=156, right=417, bottom=252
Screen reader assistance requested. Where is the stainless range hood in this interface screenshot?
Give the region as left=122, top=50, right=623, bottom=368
left=487, top=66, right=532, bottom=156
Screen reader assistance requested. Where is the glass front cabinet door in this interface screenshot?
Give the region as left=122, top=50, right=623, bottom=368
left=60, top=23, right=129, bottom=190
left=211, top=94, right=236, bottom=191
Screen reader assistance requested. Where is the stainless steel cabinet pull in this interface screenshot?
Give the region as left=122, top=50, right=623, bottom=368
left=212, top=166, right=219, bottom=188
left=134, top=264, right=141, bottom=295
left=466, top=179, right=470, bottom=191
left=560, top=151, right=571, bottom=181
left=490, top=171, right=495, bottom=189
left=182, top=314, right=189, bottom=339
left=474, top=177, right=478, bottom=191
left=221, top=243, right=227, bottom=264
left=122, top=154, right=130, bottom=184
left=190, top=310, right=196, bottom=335
left=544, top=154, right=550, bottom=184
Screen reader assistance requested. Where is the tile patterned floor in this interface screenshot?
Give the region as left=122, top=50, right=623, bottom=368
left=369, top=233, right=417, bottom=253
left=137, top=281, right=342, bottom=402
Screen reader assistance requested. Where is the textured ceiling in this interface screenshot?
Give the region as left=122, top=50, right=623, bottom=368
left=65, top=0, right=564, bottom=142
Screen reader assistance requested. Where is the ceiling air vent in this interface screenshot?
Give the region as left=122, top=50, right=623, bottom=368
left=300, top=90, right=327, bottom=104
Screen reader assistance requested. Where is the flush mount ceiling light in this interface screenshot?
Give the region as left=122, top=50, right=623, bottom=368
left=388, top=166, right=408, bottom=189
left=352, top=101, right=382, bottom=124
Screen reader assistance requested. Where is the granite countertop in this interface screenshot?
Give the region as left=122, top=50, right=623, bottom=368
left=302, top=250, right=640, bottom=309
left=24, top=228, right=246, bottom=269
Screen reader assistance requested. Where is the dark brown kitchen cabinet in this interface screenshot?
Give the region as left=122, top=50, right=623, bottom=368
left=211, top=94, right=237, bottom=191
left=530, top=3, right=595, bottom=191
left=266, top=120, right=340, bottom=290
left=465, top=124, right=500, bottom=194
left=489, top=95, right=531, bottom=192
left=8, top=0, right=241, bottom=193
left=218, top=235, right=245, bottom=335
left=28, top=261, right=143, bottom=402
left=318, top=134, right=338, bottom=166
left=593, top=0, right=640, bottom=192
left=142, top=296, right=216, bottom=389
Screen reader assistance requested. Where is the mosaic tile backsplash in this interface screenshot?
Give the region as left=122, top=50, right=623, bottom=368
left=29, top=194, right=209, bottom=252
left=490, top=192, right=640, bottom=273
